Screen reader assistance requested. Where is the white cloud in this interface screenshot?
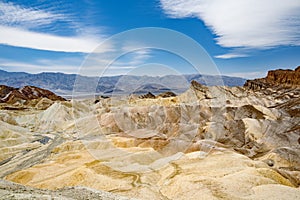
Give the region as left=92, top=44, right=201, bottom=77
left=0, top=25, right=108, bottom=53
left=0, top=2, right=64, bottom=28
left=0, top=58, right=80, bottom=74
left=215, top=53, right=248, bottom=59
left=127, top=49, right=152, bottom=65
left=160, top=0, right=300, bottom=49
left=0, top=2, right=109, bottom=53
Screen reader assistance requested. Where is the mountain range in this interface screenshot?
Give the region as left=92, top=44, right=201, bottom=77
left=0, top=69, right=246, bottom=96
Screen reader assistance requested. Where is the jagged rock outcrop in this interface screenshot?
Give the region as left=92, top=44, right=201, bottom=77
left=157, top=91, right=177, bottom=98
left=139, top=92, right=156, bottom=99
left=244, top=66, right=300, bottom=90
left=266, top=66, right=300, bottom=87
left=0, top=85, right=65, bottom=104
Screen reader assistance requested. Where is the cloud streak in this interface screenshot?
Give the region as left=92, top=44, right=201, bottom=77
left=160, top=0, right=300, bottom=52
left=214, top=53, right=248, bottom=59
left=0, top=58, right=80, bottom=74
left=0, top=1, right=64, bottom=28
left=0, top=25, right=105, bottom=53
left=0, top=2, right=108, bottom=53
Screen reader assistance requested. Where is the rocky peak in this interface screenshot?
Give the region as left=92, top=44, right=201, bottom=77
left=190, top=80, right=208, bottom=92
left=0, top=85, right=65, bottom=104
left=244, top=66, right=300, bottom=90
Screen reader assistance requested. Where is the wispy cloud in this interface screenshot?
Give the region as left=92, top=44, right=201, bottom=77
left=0, top=25, right=107, bottom=53
left=0, top=2, right=108, bottom=53
left=160, top=0, right=300, bottom=55
left=215, top=53, right=248, bottom=59
left=126, top=49, right=152, bottom=65
left=0, top=58, right=80, bottom=74
left=78, top=48, right=153, bottom=76
left=0, top=1, right=64, bottom=28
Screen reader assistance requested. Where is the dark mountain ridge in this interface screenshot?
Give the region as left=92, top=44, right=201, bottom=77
left=0, top=69, right=246, bottom=95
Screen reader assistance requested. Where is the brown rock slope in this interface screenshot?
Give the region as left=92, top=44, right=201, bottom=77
left=0, top=85, right=65, bottom=104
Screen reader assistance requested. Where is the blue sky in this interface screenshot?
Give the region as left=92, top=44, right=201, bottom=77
left=0, top=0, right=299, bottom=78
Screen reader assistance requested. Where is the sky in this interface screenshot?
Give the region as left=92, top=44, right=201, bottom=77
left=0, top=0, right=299, bottom=78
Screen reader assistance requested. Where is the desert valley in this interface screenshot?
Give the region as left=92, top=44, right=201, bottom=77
left=0, top=67, right=299, bottom=199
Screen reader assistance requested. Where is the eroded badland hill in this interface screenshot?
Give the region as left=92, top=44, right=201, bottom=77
left=0, top=67, right=299, bottom=200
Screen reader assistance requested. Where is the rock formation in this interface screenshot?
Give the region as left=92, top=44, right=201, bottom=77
left=244, top=66, right=300, bottom=90
left=0, top=85, right=65, bottom=106
left=138, top=91, right=177, bottom=99
left=157, top=91, right=177, bottom=98
left=139, top=92, right=156, bottom=99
